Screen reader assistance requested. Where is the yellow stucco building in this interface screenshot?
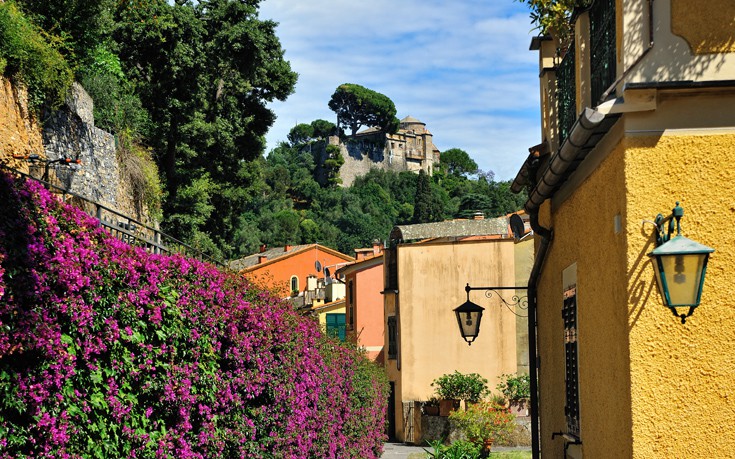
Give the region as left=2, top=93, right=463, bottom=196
left=512, top=0, right=735, bottom=457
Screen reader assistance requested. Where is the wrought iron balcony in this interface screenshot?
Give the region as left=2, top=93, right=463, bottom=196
left=590, top=0, right=616, bottom=105
left=557, top=40, right=577, bottom=145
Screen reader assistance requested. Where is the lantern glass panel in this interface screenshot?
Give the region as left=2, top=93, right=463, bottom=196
left=457, top=310, right=481, bottom=339
left=658, top=253, right=707, bottom=306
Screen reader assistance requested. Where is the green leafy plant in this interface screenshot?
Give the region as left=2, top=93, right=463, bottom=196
left=432, top=371, right=490, bottom=403
left=496, top=373, right=531, bottom=406
left=424, top=396, right=440, bottom=407
left=449, top=400, right=516, bottom=447
left=0, top=1, right=73, bottom=109
left=424, top=438, right=481, bottom=459
left=515, top=0, right=592, bottom=50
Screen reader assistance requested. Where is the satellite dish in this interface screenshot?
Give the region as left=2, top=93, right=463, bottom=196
left=510, top=213, right=525, bottom=240
left=315, top=260, right=322, bottom=273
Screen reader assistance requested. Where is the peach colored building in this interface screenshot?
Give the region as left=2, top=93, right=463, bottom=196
left=337, top=243, right=385, bottom=363
left=229, top=244, right=354, bottom=299
left=383, top=218, right=533, bottom=442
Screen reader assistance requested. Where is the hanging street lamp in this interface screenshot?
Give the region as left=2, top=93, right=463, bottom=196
left=648, top=202, right=715, bottom=323
left=453, top=292, right=485, bottom=345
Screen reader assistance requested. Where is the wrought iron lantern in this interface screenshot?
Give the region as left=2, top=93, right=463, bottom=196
left=453, top=294, right=484, bottom=345
left=648, top=202, right=714, bottom=323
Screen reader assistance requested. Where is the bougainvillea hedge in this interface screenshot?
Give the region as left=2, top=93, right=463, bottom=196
left=0, top=171, right=388, bottom=458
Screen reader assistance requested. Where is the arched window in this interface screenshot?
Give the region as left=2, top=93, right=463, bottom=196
left=290, top=275, right=299, bottom=294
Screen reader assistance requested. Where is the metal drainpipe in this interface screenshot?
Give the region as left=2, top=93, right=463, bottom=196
left=527, top=206, right=553, bottom=459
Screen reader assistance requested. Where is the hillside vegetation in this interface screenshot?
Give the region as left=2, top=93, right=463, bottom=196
left=0, top=0, right=525, bottom=261
left=0, top=171, right=388, bottom=458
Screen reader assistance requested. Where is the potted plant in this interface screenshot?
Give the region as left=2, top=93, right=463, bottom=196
left=449, top=400, right=515, bottom=457
left=431, top=371, right=490, bottom=416
left=496, top=373, right=530, bottom=414
left=422, top=396, right=441, bottom=416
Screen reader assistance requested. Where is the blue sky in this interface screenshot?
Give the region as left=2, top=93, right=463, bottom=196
left=259, top=0, right=541, bottom=181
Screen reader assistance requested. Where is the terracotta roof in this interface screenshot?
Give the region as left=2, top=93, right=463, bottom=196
left=228, top=244, right=353, bottom=272
left=311, top=298, right=345, bottom=312
left=336, top=253, right=384, bottom=276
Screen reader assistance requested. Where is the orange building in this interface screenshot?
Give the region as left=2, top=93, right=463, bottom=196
left=337, top=243, right=385, bottom=363
left=229, top=244, right=354, bottom=299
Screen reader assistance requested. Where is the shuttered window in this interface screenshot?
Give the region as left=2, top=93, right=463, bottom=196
left=563, top=287, right=580, bottom=438
left=326, top=313, right=346, bottom=341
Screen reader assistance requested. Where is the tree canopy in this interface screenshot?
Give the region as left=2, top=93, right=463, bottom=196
left=328, top=83, right=400, bottom=136
left=440, top=148, right=479, bottom=178
left=10, top=0, right=299, bottom=258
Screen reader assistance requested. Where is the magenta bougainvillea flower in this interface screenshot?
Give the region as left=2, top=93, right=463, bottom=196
left=0, top=172, right=388, bottom=458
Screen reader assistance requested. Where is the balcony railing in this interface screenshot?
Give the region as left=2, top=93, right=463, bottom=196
left=590, top=0, right=616, bottom=105
left=557, top=39, right=577, bottom=145
left=2, top=164, right=225, bottom=267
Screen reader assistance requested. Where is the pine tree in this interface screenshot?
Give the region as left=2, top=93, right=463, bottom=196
left=412, top=169, right=442, bottom=223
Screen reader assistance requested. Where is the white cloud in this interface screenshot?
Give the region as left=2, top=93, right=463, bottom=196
left=259, top=0, right=541, bottom=180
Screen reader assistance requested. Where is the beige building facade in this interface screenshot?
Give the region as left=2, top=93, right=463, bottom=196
left=383, top=218, right=533, bottom=442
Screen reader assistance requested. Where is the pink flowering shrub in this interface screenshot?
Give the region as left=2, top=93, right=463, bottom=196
left=0, top=172, right=388, bottom=458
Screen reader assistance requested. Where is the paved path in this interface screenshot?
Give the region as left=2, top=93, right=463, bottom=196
left=381, top=442, right=532, bottom=458
left=381, top=442, right=427, bottom=458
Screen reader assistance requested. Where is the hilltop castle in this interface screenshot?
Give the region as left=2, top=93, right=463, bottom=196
left=314, top=116, right=441, bottom=187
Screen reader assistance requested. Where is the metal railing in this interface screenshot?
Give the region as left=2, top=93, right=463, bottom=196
left=557, top=40, right=577, bottom=145
left=590, top=0, right=617, bottom=105
left=2, top=164, right=225, bottom=267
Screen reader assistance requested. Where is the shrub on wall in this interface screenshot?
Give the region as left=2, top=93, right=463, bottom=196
left=0, top=2, right=73, bottom=109
left=0, top=171, right=387, bottom=458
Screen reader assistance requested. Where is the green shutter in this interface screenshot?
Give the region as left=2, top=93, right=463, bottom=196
left=326, top=313, right=346, bottom=341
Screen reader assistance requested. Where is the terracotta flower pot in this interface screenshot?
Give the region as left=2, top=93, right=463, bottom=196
left=439, top=398, right=460, bottom=417
left=423, top=405, right=440, bottom=416
left=482, top=438, right=494, bottom=455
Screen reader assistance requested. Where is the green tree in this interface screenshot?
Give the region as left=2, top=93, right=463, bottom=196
left=310, top=119, right=337, bottom=139
left=16, top=0, right=115, bottom=69
left=412, top=169, right=443, bottom=223
left=324, top=144, right=344, bottom=187
left=440, top=148, right=478, bottom=178
left=328, top=83, right=399, bottom=136
left=516, top=0, right=590, bottom=45
left=287, top=123, right=314, bottom=146
left=0, top=1, right=74, bottom=109
left=112, top=0, right=297, bottom=257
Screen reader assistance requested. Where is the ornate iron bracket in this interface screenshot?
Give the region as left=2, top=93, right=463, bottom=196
left=653, top=201, right=683, bottom=246
left=464, top=283, right=529, bottom=317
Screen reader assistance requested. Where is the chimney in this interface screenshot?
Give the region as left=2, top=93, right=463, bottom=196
left=372, top=241, right=383, bottom=255
left=284, top=244, right=292, bottom=252
left=472, top=211, right=485, bottom=220
left=259, top=244, right=267, bottom=253
left=258, top=255, right=268, bottom=264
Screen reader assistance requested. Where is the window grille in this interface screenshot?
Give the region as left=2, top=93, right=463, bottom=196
left=557, top=40, right=577, bottom=145
left=387, top=316, right=397, bottom=359
left=563, top=288, right=580, bottom=438
left=590, top=0, right=616, bottom=104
